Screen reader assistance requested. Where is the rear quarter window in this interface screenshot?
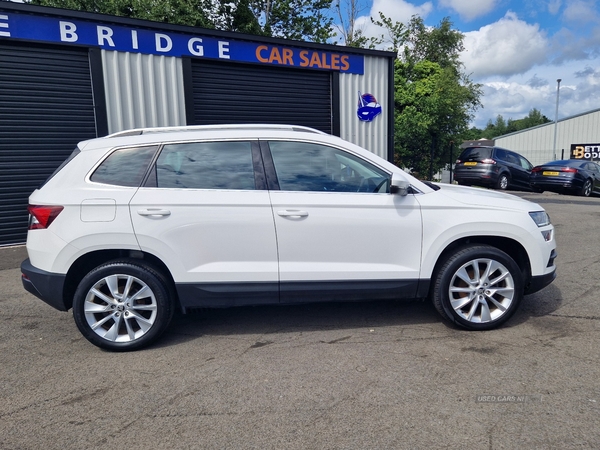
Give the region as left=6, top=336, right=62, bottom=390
left=90, top=146, right=159, bottom=187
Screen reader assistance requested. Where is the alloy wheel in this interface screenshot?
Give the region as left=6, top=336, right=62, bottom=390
left=448, top=258, right=515, bottom=323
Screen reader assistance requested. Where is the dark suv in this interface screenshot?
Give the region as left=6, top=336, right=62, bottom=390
left=454, top=146, right=534, bottom=191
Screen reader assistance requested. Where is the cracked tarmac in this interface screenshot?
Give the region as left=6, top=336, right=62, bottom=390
left=1, top=191, right=599, bottom=449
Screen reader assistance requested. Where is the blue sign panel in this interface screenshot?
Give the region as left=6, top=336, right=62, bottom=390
left=0, top=11, right=364, bottom=75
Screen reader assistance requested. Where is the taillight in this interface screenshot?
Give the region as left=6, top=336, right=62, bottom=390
left=562, top=167, right=577, bottom=173
left=27, top=205, right=64, bottom=230
left=455, top=159, right=462, bottom=164
left=481, top=158, right=496, bottom=164
left=531, top=167, right=543, bottom=173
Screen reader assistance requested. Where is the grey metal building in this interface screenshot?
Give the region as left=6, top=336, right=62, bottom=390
left=0, top=3, right=395, bottom=246
left=494, top=108, right=600, bottom=166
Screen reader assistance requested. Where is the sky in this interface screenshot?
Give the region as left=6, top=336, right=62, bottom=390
left=336, top=0, right=600, bottom=129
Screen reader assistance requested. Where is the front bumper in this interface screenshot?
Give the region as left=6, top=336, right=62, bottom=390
left=21, top=258, right=68, bottom=311
left=525, top=248, right=558, bottom=294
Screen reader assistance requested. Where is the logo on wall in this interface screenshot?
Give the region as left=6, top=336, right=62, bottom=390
left=357, top=91, right=382, bottom=122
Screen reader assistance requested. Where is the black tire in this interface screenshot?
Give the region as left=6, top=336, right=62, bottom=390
left=579, top=179, right=593, bottom=197
left=496, top=173, right=510, bottom=190
left=432, top=245, right=523, bottom=330
left=73, top=260, right=174, bottom=351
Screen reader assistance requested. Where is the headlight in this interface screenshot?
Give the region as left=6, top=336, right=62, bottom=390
left=529, top=211, right=551, bottom=227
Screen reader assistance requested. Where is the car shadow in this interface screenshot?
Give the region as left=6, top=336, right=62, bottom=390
left=152, top=284, right=564, bottom=349
left=155, top=299, right=444, bottom=348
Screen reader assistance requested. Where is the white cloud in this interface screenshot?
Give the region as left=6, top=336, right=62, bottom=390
left=548, top=0, right=562, bottom=15
left=472, top=60, right=600, bottom=128
left=461, top=12, right=549, bottom=78
left=439, top=0, right=498, bottom=21
left=370, top=0, right=433, bottom=23
left=345, top=0, right=433, bottom=45
left=562, top=0, right=599, bottom=24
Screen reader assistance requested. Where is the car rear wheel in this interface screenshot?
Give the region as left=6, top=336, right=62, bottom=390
left=432, top=245, right=523, bottom=330
left=496, top=174, right=510, bottom=190
left=580, top=179, right=593, bottom=197
left=73, top=260, right=174, bottom=351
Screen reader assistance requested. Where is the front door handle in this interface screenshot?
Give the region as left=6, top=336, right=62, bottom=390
left=277, top=210, right=308, bottom=218
left=137, top=209, right=171, bottom=217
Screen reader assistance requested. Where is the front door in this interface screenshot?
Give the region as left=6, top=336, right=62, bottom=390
left=264, top=140, right=423, bottom=303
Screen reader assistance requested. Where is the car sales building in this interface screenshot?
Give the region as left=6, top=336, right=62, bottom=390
left=0, top=3, right=395, bottom=246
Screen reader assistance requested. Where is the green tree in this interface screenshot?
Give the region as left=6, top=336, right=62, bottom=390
left=485, top=115, right=507, bottom=136
left=28, top=0, right=213, bottom=28
left=332, top=0, right=372, bottom=48
left=482, top=109, right=550, bottom=137
left=254, top=0, right=334, bottom=42
left=28, top=0, right=335, bottom=42
left=376, top=15, right=482, bottom=178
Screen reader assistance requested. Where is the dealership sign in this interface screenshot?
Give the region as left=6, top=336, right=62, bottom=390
left=0, top=11, right=364, bottom=74
left=570, top=144, right=600, bottom=160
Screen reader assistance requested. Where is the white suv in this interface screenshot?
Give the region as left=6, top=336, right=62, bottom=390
left=21, top=125, right=557, bottom=351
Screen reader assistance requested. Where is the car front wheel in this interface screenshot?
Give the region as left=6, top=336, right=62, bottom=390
left=73, top=260, right=174, bottom=351
left=432, top=245, right=523, bottom=330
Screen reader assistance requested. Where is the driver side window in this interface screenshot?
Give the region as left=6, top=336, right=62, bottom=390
left=268, top=141, right=390, bottom=193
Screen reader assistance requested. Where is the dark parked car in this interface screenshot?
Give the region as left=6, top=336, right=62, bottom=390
left=530, top=159, right=600, bottom=197
left=454, top=146, right=533, bottom=191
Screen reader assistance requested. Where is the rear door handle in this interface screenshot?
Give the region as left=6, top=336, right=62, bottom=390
left=277, top=210, right=308, bottom=218
left=137, top=209, right=171, bottom=217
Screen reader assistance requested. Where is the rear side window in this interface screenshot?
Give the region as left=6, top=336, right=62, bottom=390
left=494, top=149, right=507, bottom=161
left=152, top=141, right=256, bottom=190
left=459, top=147, right=492, bottom=161
left=91, top=146, right=158, bottom=187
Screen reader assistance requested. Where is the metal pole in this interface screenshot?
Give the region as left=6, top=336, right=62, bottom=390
left=553, top=79, right=561, bottom=160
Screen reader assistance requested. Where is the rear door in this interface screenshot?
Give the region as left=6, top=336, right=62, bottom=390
left=129, top=140, right=279, bottom=308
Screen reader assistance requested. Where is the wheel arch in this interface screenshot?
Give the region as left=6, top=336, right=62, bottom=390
left=430, top=235, right=532, bottom=293
left=63, top=249, right=179, bottom=311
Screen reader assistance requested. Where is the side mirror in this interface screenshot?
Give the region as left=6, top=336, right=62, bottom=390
left=391, top=175, right=410, bottom=196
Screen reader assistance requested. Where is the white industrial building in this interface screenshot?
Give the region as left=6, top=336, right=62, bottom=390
left=494, top=108, right=600, bottom=166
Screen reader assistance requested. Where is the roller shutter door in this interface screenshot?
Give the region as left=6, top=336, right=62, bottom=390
left=190, top=60, right=332, bottom=133
left=0, top=43, right=97, bottom=246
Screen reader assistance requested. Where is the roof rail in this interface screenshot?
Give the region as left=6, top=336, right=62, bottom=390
left=106, top=124, right=327, bottom=138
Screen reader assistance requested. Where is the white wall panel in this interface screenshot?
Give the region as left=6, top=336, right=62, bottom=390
left=339, top=56, right=390, bottom=160
left=102, top=50, right=186, bottom=133
left=495, top=108, right=600, bottom=166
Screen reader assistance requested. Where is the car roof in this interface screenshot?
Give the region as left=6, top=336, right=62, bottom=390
left=79, top=124, right=325, bottom=149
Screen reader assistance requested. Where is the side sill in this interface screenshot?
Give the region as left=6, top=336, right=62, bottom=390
left=176, top=282, right=279, bottom=310
left=280, top=279, right=421, bottom=303
left=175, top=279, right=425, bottom=311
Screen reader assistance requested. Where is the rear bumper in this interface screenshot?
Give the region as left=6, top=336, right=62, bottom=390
left=21, top=258, right=68, bottom=311
left=530, top=177, right=581, bottom=190
left=454, top=169, right=498, bottom=186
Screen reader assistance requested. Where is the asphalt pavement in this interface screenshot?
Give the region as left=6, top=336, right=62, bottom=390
left=1, top=191, right=599, bottom=449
